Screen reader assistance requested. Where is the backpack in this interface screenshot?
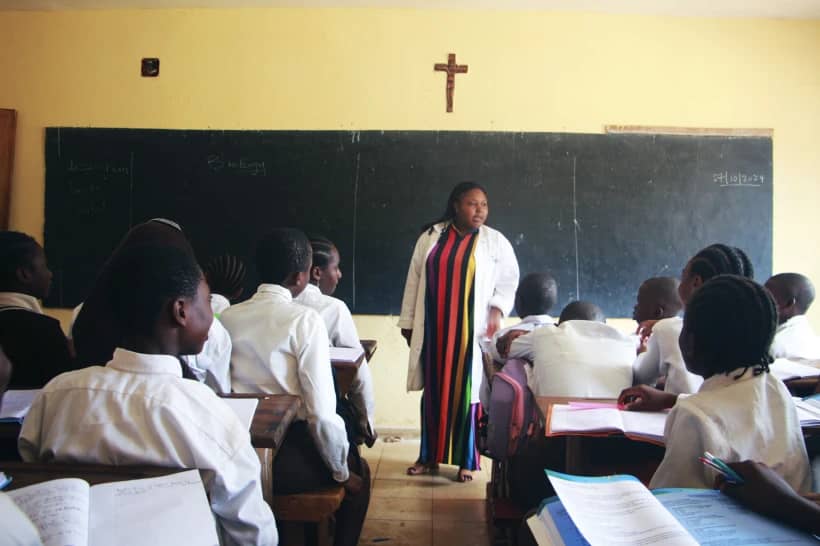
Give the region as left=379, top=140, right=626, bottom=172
left=483, top=358, right=539, bottom=460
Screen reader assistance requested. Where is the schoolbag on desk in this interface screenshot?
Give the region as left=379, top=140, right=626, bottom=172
left=484, top=358, right=539, bottom=460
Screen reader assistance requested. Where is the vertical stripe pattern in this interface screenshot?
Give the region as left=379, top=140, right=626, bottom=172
left=419, top=226, right=481, bottom=470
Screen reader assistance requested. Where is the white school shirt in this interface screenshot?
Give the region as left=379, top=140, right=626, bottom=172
left=649, top=368, right=811, bottom=492
left=488, top=314, right=555, bottom=363
left=221, top=284, right=350, bottom=482
left=183, top=317, right=233, bottom=394
left=530, top=320, right=636, bottom=398
left=0, top=292, right=43, bottom=314
left=632, top=316, right=703, bottom=395
left=17, top=349, right=278, bottom=546
left=0, top=494, right=43, bottom=546
left=211, top=293, right=232, bottom=316
left=295, top=283, right=375, bottom=434
left=770, top=315, right=820, bottom=361
left=398, top=223, right=520, bottom=402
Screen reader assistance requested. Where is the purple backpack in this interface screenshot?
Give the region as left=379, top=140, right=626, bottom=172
left=484, top=358, right=539, bottom=460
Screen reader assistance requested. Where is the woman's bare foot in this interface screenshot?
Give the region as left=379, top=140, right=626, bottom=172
left=407, top=461, right=439, bottom=476
left=457, top=468, right=474, bottom=482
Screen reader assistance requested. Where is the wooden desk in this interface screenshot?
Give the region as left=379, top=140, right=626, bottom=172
left=361, top=339, right=378, bottom=362
left=537, top=396, right=665, bottom=485
left=220, top=394, right=301, bottom=505
left=0, top=461, right=197, bottom=491
left=331, top=352, right=366, bottom=398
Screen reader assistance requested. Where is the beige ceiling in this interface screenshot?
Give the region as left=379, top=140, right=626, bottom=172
left=2, top=0, right=820, bottom=17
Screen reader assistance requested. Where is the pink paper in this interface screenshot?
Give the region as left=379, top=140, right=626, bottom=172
left=567, top=401, right=622, bottom=410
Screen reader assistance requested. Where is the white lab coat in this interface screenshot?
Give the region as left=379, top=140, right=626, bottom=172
left=531, top=320, right=636, bottom=398
left=398, top=223, right=519, bottom=402
left=649, top=367, right=811, bottom=492
left=633, top=316, right=703, bottom=395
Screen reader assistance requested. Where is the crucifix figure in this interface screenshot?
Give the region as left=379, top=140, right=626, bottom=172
left=434, top=53, right=468, bottom=113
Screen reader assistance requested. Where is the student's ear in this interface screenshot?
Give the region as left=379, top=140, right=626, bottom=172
left=310, top=265, right=323, bottom=284
left=653, top=306, right=665, bottom=320
left=15, top=264, right=33, bottom=286
left=170, top=298, right=188, bottom=328
left=691, top=274, right=704, bottom=291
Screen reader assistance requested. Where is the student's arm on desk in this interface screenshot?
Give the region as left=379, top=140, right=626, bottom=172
left=618, top=385, right=678, bottom=412
left=295, top=316, right=354, bottom=487
left=719, top=461, right=820, bottom=535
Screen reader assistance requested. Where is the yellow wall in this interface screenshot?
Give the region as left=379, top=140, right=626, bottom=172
left=1, top=8, right=819, bottom=429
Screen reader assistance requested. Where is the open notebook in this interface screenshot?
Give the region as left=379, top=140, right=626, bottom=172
left=6, top=470, right=219, bottom=546
left=527, top=471, right=813, bottom=546
left=770, top=358, right=820, bottom=382
left=546, top=403, right=667, bottom=445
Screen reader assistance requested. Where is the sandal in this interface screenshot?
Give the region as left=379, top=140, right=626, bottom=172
left=456, top=468, right=474, bottom=482
left=407, top=462, right=439, bottom=476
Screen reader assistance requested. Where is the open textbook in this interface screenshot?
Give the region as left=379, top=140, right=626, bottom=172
left=546, top=403, right=667, bottom=445
left=0, top=390, right=40, bottom=423
left=527, top=471, right=814, bottom=546
left=6, top=469, right=219, bottom=546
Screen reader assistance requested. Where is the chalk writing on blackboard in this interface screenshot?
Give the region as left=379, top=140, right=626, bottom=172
left=67, top=159, right=130, bottom=180
left=713, top=171, right=764, bottom=188
left=206, top=154, right=267, bottom=176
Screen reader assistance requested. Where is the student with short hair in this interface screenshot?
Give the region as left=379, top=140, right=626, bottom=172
left=294, top=236, right=376, bottom=444
left=529, top=301, right=635, bottom=398
left=19, top=245, right=278, bottom=546
left=204, top=254, right=247, bottom=316
left=489, top=272, right=557, bottom=363
left=633, top=244, right=753, bottom=395
left=221, top=228, right=369, bottom=546
left=0, top=231, right=75, bottom=389
left=765, top=273, right=820, bottom=360
left=619, top=275, right=811, bottom=492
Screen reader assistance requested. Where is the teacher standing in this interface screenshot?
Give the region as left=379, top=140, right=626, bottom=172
left=399, top=182, right=519, bottom=482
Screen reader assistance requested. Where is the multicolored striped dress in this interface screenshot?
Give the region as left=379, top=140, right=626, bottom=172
left=419, top=225, right=481, bottom=470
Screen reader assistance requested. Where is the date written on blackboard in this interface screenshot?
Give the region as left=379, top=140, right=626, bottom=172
left=713, top=171, right=765, bottom=188
left=206, top=154, right=267, bottom=176
left=66, top=160, right=130, bottom=180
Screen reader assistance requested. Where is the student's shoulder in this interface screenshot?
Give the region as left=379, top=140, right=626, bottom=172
left=0, top=308, right=63, bottom=331
left=653, top=316, right=683, bottom=337
left=37, top=365, right=109, bottom=392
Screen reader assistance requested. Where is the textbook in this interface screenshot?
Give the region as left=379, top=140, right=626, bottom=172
left=527, top=471, right=814, bottom=546
left=0, top=389, right=40, bottom=423
left=770, top=358, right=820, bottom=382
left=329, top=346, right=365, bottom=363
left=6, top=469, right=219, bottom=546
left=545, top=403, right=667, bottom=445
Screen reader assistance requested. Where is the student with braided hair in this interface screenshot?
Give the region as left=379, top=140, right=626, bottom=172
left=204, top=254, right=247, bottom=316
left=633, top=244, right=754, bottom=395
left=619, top=275, right=811, bottom=492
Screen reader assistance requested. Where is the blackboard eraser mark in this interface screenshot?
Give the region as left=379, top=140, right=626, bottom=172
left=141, top=58, right=160, bottom=77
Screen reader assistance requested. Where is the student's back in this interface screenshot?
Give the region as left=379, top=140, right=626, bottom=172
left=18, top=245, right=277, bottom=546
left=0, top=231, right=75, bottom=389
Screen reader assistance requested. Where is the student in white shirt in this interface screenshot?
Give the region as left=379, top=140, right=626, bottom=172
left=204, top=254, right=247, bottom=316
left=765, top=273, right=820, bottom=360
left=633, top=245, right=754, bottom=395
left=530, top=301, right=635, bottom=398
left=220, top=228, right=369, bottom=546
left=294, top=236, right=375, bottom=443
left=619, top=275, right=811, bottom=492
left=18, top=245, right=278, bottom=546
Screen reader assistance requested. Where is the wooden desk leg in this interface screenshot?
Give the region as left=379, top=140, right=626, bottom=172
left=256, top=447, right=274, bottom=507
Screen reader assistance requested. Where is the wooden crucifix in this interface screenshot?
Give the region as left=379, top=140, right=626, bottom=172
left=434, top=53, right=468, bottom=113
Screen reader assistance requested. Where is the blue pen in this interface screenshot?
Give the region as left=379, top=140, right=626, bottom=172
left=704, top=452, right=745, bottom=484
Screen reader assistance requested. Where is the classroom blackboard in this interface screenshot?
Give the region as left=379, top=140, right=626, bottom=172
left=44, top=129, right=772, bottom=317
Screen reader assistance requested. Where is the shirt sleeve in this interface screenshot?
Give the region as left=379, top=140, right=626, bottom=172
left=295, top=313, right=351, bottom=482
left=486, top=233, right=519, bottom=316
left=632, top=332, right=662, bottom=386
left=506, top=331, right=536, bottom=361
left=329, top=300, right=363, bottom=351
left=648, top=403, right=713, bottom=490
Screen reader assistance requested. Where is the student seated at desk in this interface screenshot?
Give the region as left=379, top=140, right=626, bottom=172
left=18, top=245, right=277, bottom=546
left=294, top=236, right=375, bottom=443
left=631, top=276, right=684, bottom=390
left=0, top=231, right=75, bottom=389
left=221, top=228, right=370, bottom=546
left=479, top=272, right=557, bottom=407
left=72, top=219, right=233, bottom=394
left=765, top=273, right=820, bottom=360
left=529, top=301, right=635, bottom=398
left=204, top=254, right=247, bottom=316
left=633, top=244, right=754, bottom=395
left=619, top=275, right=811, bottom=492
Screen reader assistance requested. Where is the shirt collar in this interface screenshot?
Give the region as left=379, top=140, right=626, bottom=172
left=255, top=283, right=293, bottom=302
left=106, top=348, right=183, bottom=377
left=0, top=292, right=43, bottom=313
left=521, top=314, right=553, bottom=325
left=301, top=284, right=321, bottom=297
left=698, top=366, right=760, bottom=392
left=778, top=315, right=808, bottom=332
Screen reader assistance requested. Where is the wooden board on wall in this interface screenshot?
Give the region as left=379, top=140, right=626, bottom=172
left=43, top=128, right=773, bottom=316
left=0, top=109, right=16, bottom=230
